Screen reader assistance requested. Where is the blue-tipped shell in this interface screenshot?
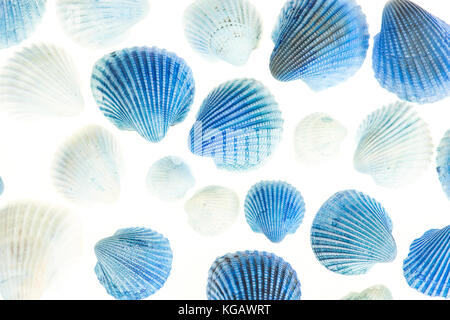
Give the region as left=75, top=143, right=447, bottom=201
left=437, top=130, right=450, bottom=200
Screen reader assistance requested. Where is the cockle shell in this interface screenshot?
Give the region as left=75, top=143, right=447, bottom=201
left=342, top=285, right=393, bottom=300
left=437, top=130, right=450, bottom=199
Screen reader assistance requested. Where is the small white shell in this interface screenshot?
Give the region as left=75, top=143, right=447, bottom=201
left=342, top=285, right=393, bottom=300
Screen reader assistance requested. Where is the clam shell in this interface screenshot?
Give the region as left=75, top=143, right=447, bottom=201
left=183, top=0, right=262, bottom=66
left=207, top=250, right=301, bottom=300
left=270, top=0, right=369, bottom=91
left=342, top=285, right=393, bottom=300
left=373, top=0, right=450, bottom=104
left=436, top=129, right=450, bottom=199
left=188, top=78, right=283, bottom=171
left=94, top=227, right=173, bottom=300
left=354, top=101, right=433, bottom=188
left=91, top=46, right=195, bottom=143
left=244, top=180, right=305, bottom=243
left=311, top=190, right=397, bottom=275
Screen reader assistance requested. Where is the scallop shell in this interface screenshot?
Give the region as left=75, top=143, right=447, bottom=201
left=183, top=0, right=262, bottom=66
left=245, top=181, right=305, bottom=243
left=94, top=227, right=173, bottom=300
left=0, top=201, right=81, bottom=300
left=294, top=113, right=347, bottom=165
left=146, top=156, right=195, bottom=202
left=0, top=43, right=84, bottom=118
left=188, top=78, right=283, bottom=171
left=403, top=226, right=450, bottom=298
left=207, top=250, right=301, bottom=300
left=311, top=190, right=397, bottom=275
left=269, top=0, right=369, bottom=91
left=52, top=125, right=123, bottom=205
left=184, top=186, right=239, bottom=236
left=91, top=46, right=195, bottom=143
left=56, top=0, right=149, bottom=48
left=373, top=0, right=450, bottom=104
left=0, top=177, right=3, bottom=196
left=342, top=285, right=393, bottom=300
left=0, top=0, right=46, bottom=49
left=436, top=130, right=450, bottom=199
left=354, top=102, right=433, bottom=188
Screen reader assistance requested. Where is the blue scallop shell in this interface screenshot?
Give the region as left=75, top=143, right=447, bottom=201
left=0, top=0, right=46, bottom=49
left=437, top=130, right=450, bottom=200
left=403, top=226, right=450, bottom=298
left=91, top=46, right=195, bottom=143
left=94, top=227, right=173, bottom=300
left=270, top=0, right=369, bottom=91
left=244, top=181, right=305, bottom=243
left=373, top=0, right=450, bottom=104
left=207, top=250, right=301, bottom=300
left=311, top=190, right=397, bottom=275
left=188, top=78, right=283, bottom=171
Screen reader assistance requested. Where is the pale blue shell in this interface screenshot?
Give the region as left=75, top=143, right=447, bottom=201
left=437, top=130, right=450, bottom=200
left=188, top=78, right=283, bottom=171
left=311, top=190, right=397, bottom=275
left=0, top=177, right=3, bottom=195
left=207, top=250, right=301, bottom=300
left=91, top=46, right=195, bottom=143
left=245, top=181, right=305, bottom=243
left=94, top=227, right=173, bottom=300
left=0, top=0, right=46, bottom=49
left=403, top=226, right=450, bottom=298
left=270, top=0, right=369, bottom=91
left=373, top=0, right=450, bottom=104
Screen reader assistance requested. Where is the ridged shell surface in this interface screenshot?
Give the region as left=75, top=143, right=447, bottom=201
left=342, top=285, right=393, bottom=300
left=188, top=78, right=283, bottom=171
left=354, top=102, right=433, bottom=188
left=183, top=0, right=262, bottom=66
left=403, top=226, right=450, bottom=298
left=373, top=0, right=450, bottom=104
left=0, top=43, right=84, bottom=118
left=91, top=46, right=195, bottom=143
left=437, top=130, right=450, bottom=199
left=311, top=190, right=397, bottom=275
left=207, top=250, right=301, bottom=300
left=94, top=227, right=173, bottom=300
left=52, top=125, right=123, bottom=205
left=270, top=0, right=369, bottom=91
left=245, top=181, right=305, bottom=243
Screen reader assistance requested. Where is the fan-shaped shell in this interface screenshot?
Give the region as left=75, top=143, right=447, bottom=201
left=342, top=285, right=393, bottom=300
left=270, top=0, right=369, bottom=91
left=183, top=0, right=262, bottom=66
left=245, top=180, right=305, bottom=243
left=354, top=101, right=433, bottom=188
left=91, top=46, right=195, bottom=143
left=373, top=0, right=450, bottom=104
left=0, top=43, right=84, bottom=118
left=403, top=226, right=450, bottom=298
left=184, top=186, right=239, bottom=236
left=146, top=156, right=195, bottom=201
left=437, top=130, right=450, bottom=199
left=294, top=113, right=347, bottom=165
left=311, top=190, right=397, bottom=275
left=188, top=78, right=283, bottom=171
left=52, top=125, right=123, bottom=205
left=94, top=227, right=173, bottom=300
left=0, top=201, right=81, bottom=300
left=207, top=250, right=301, bottom=300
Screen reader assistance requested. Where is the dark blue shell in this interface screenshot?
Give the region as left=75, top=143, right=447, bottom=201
left=437, top=130, right=450, bottom=200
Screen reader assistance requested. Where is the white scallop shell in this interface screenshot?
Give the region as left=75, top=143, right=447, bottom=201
left=342, top=285, right=393, bottom=300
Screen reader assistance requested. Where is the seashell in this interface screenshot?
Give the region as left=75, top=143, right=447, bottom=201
left=91, top=46, right=195, bottom=143
left=52, top=125, right=123, bottom=205
left=188, top=78, right=283, bottom=171
left=207, top=250, right=301, bottom=300
left=244, top=180, right=305, bottom=243
left=0, top=201, right=81, bottom=299
left=0, top=177, right=3, bottom=195
left=56, top=0, right=149, bottom=48
left=94, top=227, right=173, bottom=300
left=146, top=156, right=195, bottom=202
left=184, top=186, right=239, bottom=236
left=0, top=43, right=84, bottom=118
left=342, top=285, right=393, bottom=300
left=0, top=0, right=47, bottom=49
left=294, top=113, right=347, bottom=165
left=270, top=0, right=369, bottom=91
left=183, top=0, right=262, bottom=66
left=436, top=129, right=450, bottom=199
left=403, top=225, right=450, bottom=298
left=354, top=101, right=433, bottom=188
left=372, top=0, right=450, bottom=104
left=311, top=190, right=397, bottom=275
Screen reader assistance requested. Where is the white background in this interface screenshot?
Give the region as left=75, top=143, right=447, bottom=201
left=0, top=0, right=448, bottom=300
